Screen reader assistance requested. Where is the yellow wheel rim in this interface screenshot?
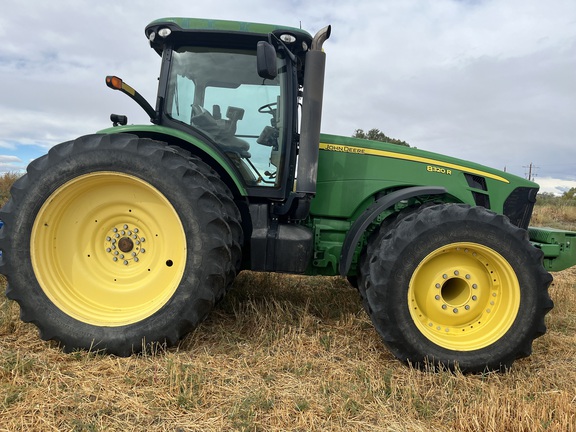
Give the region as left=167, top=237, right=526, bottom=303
left=408, top=242, right=520, bottom=351
left=31, top=172, right=186, bottom=326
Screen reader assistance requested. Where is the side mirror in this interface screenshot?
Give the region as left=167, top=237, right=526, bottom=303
left=257, top=41, right=277, bottom=80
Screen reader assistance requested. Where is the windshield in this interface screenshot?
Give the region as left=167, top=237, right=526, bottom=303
left=166, top=47, right=287, bottom=187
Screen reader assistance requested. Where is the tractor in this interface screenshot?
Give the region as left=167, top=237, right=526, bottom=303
left=1, top=17, right=575, bottom=372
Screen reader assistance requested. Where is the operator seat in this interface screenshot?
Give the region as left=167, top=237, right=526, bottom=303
left=191, top=105, right=251, bottom=158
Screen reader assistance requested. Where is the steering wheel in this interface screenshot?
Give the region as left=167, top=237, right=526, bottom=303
left=258, top=102, right=277, bottom=115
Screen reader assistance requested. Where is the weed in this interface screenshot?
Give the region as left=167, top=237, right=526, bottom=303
left=344, top=397, right=363, bottom=416
left=0, top=351, right=35, bottom=378
left=319, top=333, right=332, bottom=351
left=1, top=384, right=24, bottom=409
left=229, top=390, right=274, bottom=430
left=167, top=359, right=205, bottom=409
left=294, top=397, right=310, bottom=412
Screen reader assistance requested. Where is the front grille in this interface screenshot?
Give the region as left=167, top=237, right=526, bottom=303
left=503, top=187, right=538, bottom=229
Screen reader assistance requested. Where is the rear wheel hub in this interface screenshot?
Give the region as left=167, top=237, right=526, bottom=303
left=105, top=223, right=146, bottom=265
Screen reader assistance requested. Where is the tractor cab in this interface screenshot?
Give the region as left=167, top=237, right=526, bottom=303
left=145, top=18, right=313, bottom=198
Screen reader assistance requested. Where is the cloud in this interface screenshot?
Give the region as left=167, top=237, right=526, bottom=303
left=537, top=177, right=576, bottom=196
left=0, top=154, right=24, bottom=172
left=0, top=155, right=21, bottom=163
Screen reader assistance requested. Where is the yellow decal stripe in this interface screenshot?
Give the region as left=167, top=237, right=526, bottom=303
left=319, top=143, right=509, bottom=184
left=121, top=82, right=136, bottom=96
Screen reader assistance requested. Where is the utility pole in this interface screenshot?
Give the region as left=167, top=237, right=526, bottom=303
left=523, top=162, right=538, bottom=181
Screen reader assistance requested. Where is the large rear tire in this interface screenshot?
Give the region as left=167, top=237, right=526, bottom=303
left=358, top=204, right=553, bottom=372
left=0, top=134, right=242, bottom=356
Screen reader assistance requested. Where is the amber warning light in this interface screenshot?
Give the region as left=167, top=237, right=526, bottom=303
left=106, top=75, right=123, bottom=90
left=106, top=76, right=136, bottom=96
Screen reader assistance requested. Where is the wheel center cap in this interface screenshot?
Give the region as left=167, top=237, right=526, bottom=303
left=118, top=237, right=134, bottom=253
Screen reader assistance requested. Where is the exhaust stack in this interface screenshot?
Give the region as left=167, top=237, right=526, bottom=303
left=296, top=25, right=331, bottom=196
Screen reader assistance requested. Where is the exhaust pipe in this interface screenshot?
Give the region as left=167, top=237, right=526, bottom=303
left=296, top=25, right=331, bottom=196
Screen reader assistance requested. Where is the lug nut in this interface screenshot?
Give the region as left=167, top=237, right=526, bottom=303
left=123, top=224, right=128, bottom=229
left=453, top=308, right=458, bottom=313
left=472, top=284, right=478, bottom=289
left=465, top=305, right=470, bottom=310
left=454, top=270, right=459, bottom=276
left=442, top=304, right=447, bottom=310
left=472, top=295, right=477, bottom=301
left=435, top=295, right=440, bottom=300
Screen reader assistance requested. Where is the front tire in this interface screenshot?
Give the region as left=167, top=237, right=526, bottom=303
left=0, top=133, right=242, bottom=355
left=359, top=204, right=553, bottom=372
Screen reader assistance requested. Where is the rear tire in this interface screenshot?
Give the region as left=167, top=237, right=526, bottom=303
left=0, top=133, right=242, bottom=355
left=359, top=204, right=553, bottom=372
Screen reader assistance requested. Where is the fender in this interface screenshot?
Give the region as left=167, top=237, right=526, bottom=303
left=339, top=186, right=447, bottom=276
left=98, top=124, right=247, bottom=196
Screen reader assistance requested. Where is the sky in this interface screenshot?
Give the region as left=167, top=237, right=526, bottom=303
left=1, top=0, right=575, bottom=194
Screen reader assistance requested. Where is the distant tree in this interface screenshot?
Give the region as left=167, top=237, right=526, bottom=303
left=536, top=192, right=559, bottom=206
left=561, top=187, right=576, bottom=201
left=353, top=128, right=410, bottom=147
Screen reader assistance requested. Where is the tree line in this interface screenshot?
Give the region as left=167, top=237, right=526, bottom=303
left=538, top=188, right=576, bottom=206
left=352, top=128, right=410, bottom=147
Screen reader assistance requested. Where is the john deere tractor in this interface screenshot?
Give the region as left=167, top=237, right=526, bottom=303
left=1, top=18, right=574, bottom=372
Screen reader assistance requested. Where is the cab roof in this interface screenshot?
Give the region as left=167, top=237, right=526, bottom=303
left=145, top=17, right=313, bottom=55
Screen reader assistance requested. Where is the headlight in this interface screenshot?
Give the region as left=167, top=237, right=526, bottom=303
left=279, top=33, right=296, bottom=44
left=158, top=28, right=172, bottom=38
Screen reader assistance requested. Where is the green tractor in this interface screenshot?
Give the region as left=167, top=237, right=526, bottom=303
left=1, top=18, right=574, bottom=372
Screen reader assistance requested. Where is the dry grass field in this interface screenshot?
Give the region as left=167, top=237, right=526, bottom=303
left=0, top=176, right=575, bottom=431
